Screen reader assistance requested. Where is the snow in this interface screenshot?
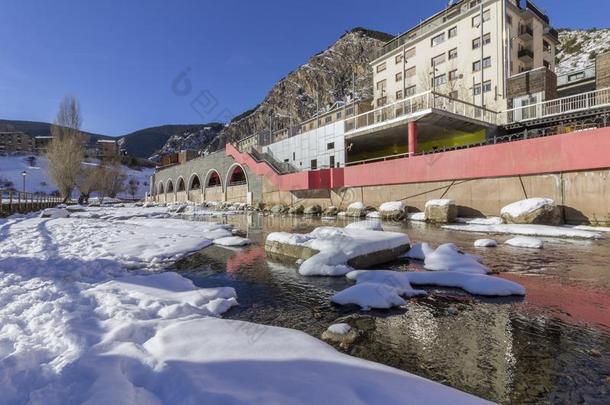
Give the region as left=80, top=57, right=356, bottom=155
left=424, top=244, right=489, bottom=274
left=366, top=211, right=381, bottom=218
left=40, top=208, right=70, bottom=218
left=403, top=242, right=434, bottom=260
left=456, top=217, right=503, bottom=225
left=505, top=236, right=544, bottom=249
left=571, top=225, right=610, bottom=233
left=442, top=223, right=601, bottom=239
left=500, top=198, right=554, bottom=217
left=0, top=154, right=153, bottom=199
left=345, top=219, right=383, bottom=231
left=266, top=227, right=409, bottom=277
left=425, top=199, right=454, bottom=207
left=327, top=323, right=352, bottom=335
left=474, top=239, right=497, bottom=247
left=0, top=206, right=491, bottom=404
left=331, top=282, right=406, bottom=310
left=379, top=201, right=405, bottom=212
left=347, top=270, right=525, bottom=297
left=347, top=201, right=365, bottom=210
left=556, top=29, right=610, bottom=75
left=408, top=212, right=426, bottom=221
left=214, top=236, right=252, bottom=246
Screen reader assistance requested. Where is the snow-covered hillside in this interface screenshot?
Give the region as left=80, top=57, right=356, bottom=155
left=556, top=29, right=610, bottom=75
left=0, top=155, right=153, bottom=199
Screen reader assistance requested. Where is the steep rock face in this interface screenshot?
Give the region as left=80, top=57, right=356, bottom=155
left=148, top=124, right=224, bottom=161
left=212, top=28, right=393, bottom=149
left=556, top=28, right=610, bottom=75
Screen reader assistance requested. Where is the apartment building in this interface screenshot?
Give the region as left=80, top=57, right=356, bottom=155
left=0, top=132, right=35, bottom=153
left=370, top=0, right=558, bottom=112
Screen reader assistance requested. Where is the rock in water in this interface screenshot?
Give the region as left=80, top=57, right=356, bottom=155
left=500, top=198, right=562, bottom=226
left=304, top=204, right=322, bottom=215
left=425, top=199, right=458, bottom=223
left=288, top=204, right=304, bottom=215
left=346, top=202, right=366, bottom=218
left=379, top=201, right=406, bottom=220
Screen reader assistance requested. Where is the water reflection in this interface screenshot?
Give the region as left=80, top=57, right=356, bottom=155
left=175, top=213, right=610, bottom=404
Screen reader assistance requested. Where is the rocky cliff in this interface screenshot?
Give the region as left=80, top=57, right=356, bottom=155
left=556, top=28, right=610, bottom=75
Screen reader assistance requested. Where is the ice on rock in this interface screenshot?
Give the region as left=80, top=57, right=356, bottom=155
left=347, top=270, right=427, bottom=298
left=347, top=202, right=366, bottom=210
left=505, top=236, right=544, bottom=249
left=474, top=239, right=497, bottom=248
left=327, top=323, right=352, bottom=335
left=379, top=201, right=405, bottom=212
left=501, top=198, right=553, bottom=217
left=442, top=223, right=600, bottom=239
left=40, top=208, right=70, bottom=218
left=403, top=242, right=434, bottom=260
left=331, top=282, right=406, bottom=310
left=408, top=212, right=426, bottom=222
left=214, top=236, right=252, bottom=246
left=345, top=219, right=383, bottom=231
left=424, top=243, right=490, bottom=274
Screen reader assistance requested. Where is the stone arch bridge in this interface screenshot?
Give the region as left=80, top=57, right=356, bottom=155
left=149, top=150, right=263, bottom=204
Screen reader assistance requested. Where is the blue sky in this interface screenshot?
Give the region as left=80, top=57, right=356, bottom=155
left=0, top=0, right=608, bottom=135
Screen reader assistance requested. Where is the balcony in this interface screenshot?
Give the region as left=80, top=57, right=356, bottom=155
left=518, top=48, right=534, bottom=63
left=518, top=25, right=533, bottom=41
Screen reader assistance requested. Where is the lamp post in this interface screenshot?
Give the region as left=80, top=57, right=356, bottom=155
left=21, top=171, right=26, bottom=193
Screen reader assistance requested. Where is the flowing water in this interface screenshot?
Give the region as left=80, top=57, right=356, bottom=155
left=173, top=213, right=610, bottom=404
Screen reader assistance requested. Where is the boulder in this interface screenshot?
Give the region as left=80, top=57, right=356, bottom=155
left=304, top=204, right=322, bottom=215
left=321, top=323, right=359, bottom=349
left=379, top=201, right=407, bottom=220
left=270, top=204, right=288, bottom=214
left=346, top=202, right=366, bottom=218
left=424, top=199, right=457, bottom=223
left=288, top=204, right=305, bottom=215
left=323, top=206, right=339, bottom=216
left=500, top=198, right=562, bottom=226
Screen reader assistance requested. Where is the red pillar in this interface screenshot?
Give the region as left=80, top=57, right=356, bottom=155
left=408, top=121, right=418, bottom=156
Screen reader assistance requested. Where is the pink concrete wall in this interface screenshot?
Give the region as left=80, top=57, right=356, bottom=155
left=227, top=128, right=610, bottom=191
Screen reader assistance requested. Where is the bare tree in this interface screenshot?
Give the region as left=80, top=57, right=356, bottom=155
left=127, top=176, right=140, bottom=200
left=47, top=96, right=85, bottom=202
left=98, top=160, right=126, bottom=202
left=76, top=165, right=102, bottom=204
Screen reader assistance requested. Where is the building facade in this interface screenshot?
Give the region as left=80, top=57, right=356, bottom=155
left=369, top=0, right=558, bottom=113
left=0, top=132, right=35, bottom=153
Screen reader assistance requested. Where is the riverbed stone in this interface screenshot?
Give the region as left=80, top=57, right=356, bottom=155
left=425, top=199, right=458, bottom=223
left=321, top=324, right=360, bottom=349
left=501, top=198, right=563, bottom=225
left=288, top=204, right=304, bottom=215
left=323, top=206, right=339, bottom=216
left=304, top=204, right=322, bottom=215
left=346, top=202, right=366, bottom=218
left=270, top=204, right=288, bottom=214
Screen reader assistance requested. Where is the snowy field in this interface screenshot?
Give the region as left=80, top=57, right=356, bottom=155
left=0, top=154, right=153, bottom=199
left=0, top=205, right=489, bottom=404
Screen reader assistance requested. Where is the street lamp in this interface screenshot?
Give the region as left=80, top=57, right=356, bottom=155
left=21, top=170, right=26, bottom=193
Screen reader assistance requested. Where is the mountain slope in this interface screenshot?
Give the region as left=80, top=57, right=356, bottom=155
left=556, top=28, right=610, bottom=75
left=118, top=124, right=217, bottom=158
left=0, top=119, right=112, bottom=142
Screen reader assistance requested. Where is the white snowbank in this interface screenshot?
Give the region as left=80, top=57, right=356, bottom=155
left=366, top=211, right=381, bottom=218
left=347, top=270, right=525, bottom=297
left=327, top=323, right=352, bottom=335
left=214, top=236, right=252, bottom=246
left=403, top=242, right=434, bottom=260
left=456, top=217, right=503, bottom=225
left=379, top=201, right=405, bottom=212
left=442, top=223, right=601, bottom=239
left=425, top=199, right=454, bottom=207
left=500, top=197, right=553, bottom=217
left=347, top=201, right=365, bottom=210
left=345, top=219, right=383, bottom=231
left=505, top=236, right=544, bottom=249
left=408, top=212, right=426, bottom=222
left=40, top=208, right=70, bottom=218
left=267, top=227, right=409, bottom=277
left=424, top=244, right=489, bottom=274
left=474, top=239, right=497, bottom=247
left=331, top=282, right=406, bottom=310
left=347, top=270, right=427, bottom=298
left=571, top=225, right=610, bottom=233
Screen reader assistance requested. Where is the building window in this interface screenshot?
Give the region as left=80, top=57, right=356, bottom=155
left=432, top=74, right=447, bottom=87
left=473, top=83, right=481, bottom=96
left=346, top=107, right=354, bottom=116
left=395, top=53, right=403, bottom=64
left=325, top=116, right=332, bottom=123
left=470, top=0, right=482, bottom=8
left=405, top=66, right=416, bottom=78
left=330, top=155, right=335, bottom=167
left=482, top=80, right=491, bottom=93
left=431, top=32, right=445, bottom=47
left=311, top=159, right=317, bottom=170
left=293, top=152, right=295, bottom=160
left=449, top=90, right=458, bottom=99
left=377, top=97, right=387, bottom=107
left=405, top=47, right=416, bottom=59
left=431, top=53, right=446, bottom=67
left=405, top=85, right=416, bottom=97
left=376, top=79, right=387, bottom=93
left=472, top=33, right=491, bottom=49
left=568, top=72, right=585, bottom=82
left=448, top=48, right=458, bottom=60
left=543, top=40, right=551, bottom=52
left=376, top=62, right=386, bottom=73
left=448, top=26, right=458, bottom=38
left=543, top=60, right=550, bottom=68
left=472, top=57, right=491, bottom=71
left=472, top=9, right=490, bottom=27
left=327, top=142, right=335, bottom=150
left=507, top=15, right=513, bottom=25
left=336, top=111, right=342, bottom=119
left=396, top=71, right=403, bottom=82
left=396, top=90, right=403, bottom=100
left=449, top=69, right=458, bottom=81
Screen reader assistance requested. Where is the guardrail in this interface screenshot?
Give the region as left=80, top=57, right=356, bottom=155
left=343, top=91, right=498, bottom=133
left=0, top=190, right=63, bottom=215
left=504, top=87, right=610, bottom=125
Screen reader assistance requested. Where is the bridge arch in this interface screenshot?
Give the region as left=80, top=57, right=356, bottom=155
left=175, top=177, right=187, bottom=202
left=187, top=173, right=202, bottom=203
left=225, top=163, right=249, bottom=203
left=203, top=169, right=223, bottom=202
left=165, top=179, right=175, bottom=203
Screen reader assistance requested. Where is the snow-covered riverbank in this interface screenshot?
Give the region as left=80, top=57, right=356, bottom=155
left=0, top=206, right=489, bottom=404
